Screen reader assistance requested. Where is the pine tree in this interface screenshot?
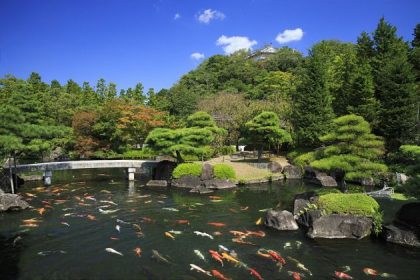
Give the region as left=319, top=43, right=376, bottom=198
left=292, top=55, right=334, bottom=147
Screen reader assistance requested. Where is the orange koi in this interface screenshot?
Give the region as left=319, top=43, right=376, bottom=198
left=211, top=269, right=231, bottom=280
left=175, top=219, right=189, bottom=225
left=221, top=252, right=240, bottom=265
left=289, top=271, right=301, bottom=280
left=164, top=231, right=175, bottom=240
left=38, top=208, right=46, bottom=215
left=335, top=271, right=353, bottom=279
left=363, top=268, right=378, bottom=276
left=209, top=196, right=222, bottom=200
left=133, top=247, right=142, bottom=257
left=248, top=268, right=264, bottom=280
left=232, top=237, right=258, bottom=246
left=240, top=206, right=249, bottom=211
left=20, top=223, right=39, bottom=228
left=44, top=204, right=54, bottom=209
left=257, top=248, right=272, bottom=259
left=110, top=236, right=119, bottom=240
left=229, top=230, right=246, bottom=236
left=213, top=231, right=223, bottom=236
left=87, top=215, right=96, bottom=221
left=22, top=218, right=41, bottom=224
left=25, top=193, right=36, bottom=197
left=209, top=250, right=224, bottom=267
left=141, top=217, right=153, bottom=223
left=268, top=250, right=286, bottom=265
left=255, top=217, right=263, bottom=225
left=246, top=230, right=266, bottom=237
left=208, top=222, right=226, bottom=227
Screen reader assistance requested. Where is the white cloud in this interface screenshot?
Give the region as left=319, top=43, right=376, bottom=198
left=197, top=9, right=225, bottom=24
left=191, top=52, right=205, bottom=60
left=174, top=13, right=181, bottom=20
left=275, top=28, right=304, bottom=44
left=216, top=35, right=257, bottom=55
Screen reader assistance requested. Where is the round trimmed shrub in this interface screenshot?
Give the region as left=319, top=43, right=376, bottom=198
left=172, top=163, right=202, bottom=179
left=213, top=163, right=236, bottom=180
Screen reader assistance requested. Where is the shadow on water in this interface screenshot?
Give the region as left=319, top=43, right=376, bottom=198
left=0, top=232, right=23, bottom=280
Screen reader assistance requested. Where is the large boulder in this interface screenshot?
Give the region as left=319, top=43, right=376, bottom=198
left=190, top=184, right=214, bottom=194
left=264, top=209, right=299, bottom=231
left=383, top=225, right=420, bottom=248
left=304, top=166, right=337, bottom=187
left=293, top=191, right=319, bottom=217
left=145, top=180, right=168, bottom=188
left=382, top=203, right=420, bottom=248
left=306, top=211, right=373, bottom=239
left=0, top=193, right=30, bottom=212
left=204, top=179, right=236, bottom=189
left=201, top=163, right=214, bottom=180
left=153, top=160, right=177, bottom=181
left=171, top=175, right=201, bottom=189
left=283, top=165, right=303, bottom=179
left=268, top=162, right=283, bottom=173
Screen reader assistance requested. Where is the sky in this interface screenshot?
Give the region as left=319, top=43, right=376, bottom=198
left=0, top=0, right=419, bottom=92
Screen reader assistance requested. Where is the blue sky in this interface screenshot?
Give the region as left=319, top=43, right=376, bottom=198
left=1, top=0, right=419, bottom=92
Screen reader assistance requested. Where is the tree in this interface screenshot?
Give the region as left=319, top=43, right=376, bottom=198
left=410, top=24, right=420, bottom=143
left=398, top=145, right=420, bottom=198
left=370, top=18, right=417, bottom=151
left=245, top=111, right=291, bottom=161
left=291, top=53, right=335, bottom=147
left=96, top=78, right=107, bottom=100
left=296, top=114, right=387, bottom=181
left=106, top=82, right=117, bottom=100
left=145, top=112, right=223, bottom=162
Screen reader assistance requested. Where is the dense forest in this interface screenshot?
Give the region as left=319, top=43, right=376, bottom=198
left=0, top=18, right=418, bottom=168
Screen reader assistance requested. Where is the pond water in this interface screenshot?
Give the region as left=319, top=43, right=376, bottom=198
left=1, top=169, right=419, bottom=280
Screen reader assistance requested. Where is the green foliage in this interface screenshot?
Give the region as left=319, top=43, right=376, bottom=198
left=245, top=111, right=291, bottom=161
left=213, top=163, right=236, bottom=180
left=300, top=114, right=387, bottom=181
left=398, top=145, right=420, bottom=199
left=314, top=188, right=342, bottom=196
left=172, top=163, right=202, bottom=179
left=122, top=148, right=155, bottom=159
left=317, top=193, right=382, bottom=234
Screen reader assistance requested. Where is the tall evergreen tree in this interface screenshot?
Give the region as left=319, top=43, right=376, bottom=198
left=292, top=54, right=334, bottom=147
left=96, top=78, right=107, bottom=100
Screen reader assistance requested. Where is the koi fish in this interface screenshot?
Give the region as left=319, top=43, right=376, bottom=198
left=248, top=268, right=264, bottom=280
left=379, top=273, right=397, bottom=278
left=209, top=196, right=221, bottom=199
left=287, top=256, right=312, bottom=276
left=25, top=193, right=37, bottom=197
left=240, top=206, right=249, bottom=211
left=54, top=199, right=67, bottom=204
left=13, top=236, right=22, bottom=247
left=61, top=222, right=70, bottom=227
left=232, top=237, right=258, bottom=246
left=105, top=248, right=123, bottom=256
left=218, top=245, right=229, bottom=252
left=211, top=199, right=223, bottom=202
left=190, top=264, right=211, bottom=277
left=164, top=231, right=175, bottom=240
left=229, top=230, right=246, bottom=236
left=175, top=219, right=190, bottom=225
left=257, top=248, right=272, bottom=259
left=110, top=236, right=119, bottom=240
left=38, top=250, right=67, bottom=256
left=288, top=271, right=301, bottom=280
left=363, top=268, right=378, bottom=276
left=295, top=241, right=302, bottom=249
left=38, top=208, right=46, bottom=215
left=284, top=242, right=293, bottom=249
left=20, top=223, right=39, bottom=228
left=268, top=250, right=286, bottom=265
left=334, top=271, right=353, bottom=279
left=256, top=217, right=263, bottom=225
left=162, top=207, right=179, bottom=212
left=141, top=217, right=153, bottom=223
left=133, top=224, right=142, bottom=231
left=258, top=208, right=270, bottom=212
left=209, top=250, right=224, bottom=267
left=85, top=196, right=96, bottom=201
left=99, top=208, right=120, bottom=214
left=22, top=218, right=41, bottom=224
left=151, top=249, right=171, bottom=264
left=63, top=213, right=75, bottom=217
left=193, top=231, right=214, bottom=239
left=208, top=222, right=226, bottom=227
left=211, top=269, right=231, bottom=280
left=221, top=252, right=240, bottom=265
left=100, top=200, right=117, bottom=206
left=116, top=219, right=130, bottom=225
left=133, top=247, right=142, bottom=257
left=115, top=225, right=121, bottom=233
left=100, top=190, right=111, bottom=194
left=213, top=231, right=223, bottom=236
left=194, top=249, right=207, bottom=262
left=87, top=215, right=96, bottom=221
left=168, top=230, right=182, bottom=235
left=246, top=230, right=266, bottom=237
left=229, top=208, right=238, bottom=213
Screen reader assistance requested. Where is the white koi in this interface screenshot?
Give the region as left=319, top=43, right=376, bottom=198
left=190, top=264, right=211, bottom=277
left=193, top=231, right=214, bottom=240
left=105, top=247, right=124, bottom=256
left=194, top=249, right=207, bottom=262
left=162, top=207, right=179, bottom=212
left=99, top=208, right=120, bottom=214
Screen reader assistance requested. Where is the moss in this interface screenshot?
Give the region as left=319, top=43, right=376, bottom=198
left=172, top=163, right=202, bottom=179
left=317, top=193, right=382, bottom=235
left=213, top=163, right=236, bottom=180
left=314, top=188, right=342, bottom=196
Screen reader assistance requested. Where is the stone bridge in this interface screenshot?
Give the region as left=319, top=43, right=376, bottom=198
left=12, top=160, right=158, bottom=185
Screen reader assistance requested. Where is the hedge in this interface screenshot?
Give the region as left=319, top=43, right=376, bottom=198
left=213, top=163, right=236, bottom=180
left=172, top=163, right=202, bottom=179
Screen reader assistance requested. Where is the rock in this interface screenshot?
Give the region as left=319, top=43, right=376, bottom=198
left=0, top=188, right=4, bottom=195
left=190, top=185, right=214, bottom=194
left=268, top=161, right=283, bottom=173
left=204, top=179, right=236, bottom=189
left=293, top=191, right=319, bottom=216
left=306, top=212, right=372, bottom=239
left=396, top=173, right=409, bottom=185
left=171, top=175, right=201, bottom=189
left=395, top=203, right=420, bottom=228
left=264, top=209, right=299, bottom=230
left=0, top=193, right=30, bottom=212
left=201, top=163, right=214, bottom=180
left=304, top=166, right=337, bottom=187
left=145, top=180, right=168, bottom=188
left=382, top=224, right=420, bottom=248
left=153, top=160, right=177, bottom=181
left=283, top=165, right=303, bottom=179
left=360, top=178, right=375, bottom=187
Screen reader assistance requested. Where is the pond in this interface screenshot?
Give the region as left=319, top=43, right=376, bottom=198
left=1, top=169, right=419, bottom=280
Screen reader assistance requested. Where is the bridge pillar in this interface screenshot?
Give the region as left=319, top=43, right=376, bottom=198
left=43, top=170, right=52, bottom=186
left=127, top=168, right=136, bottom=181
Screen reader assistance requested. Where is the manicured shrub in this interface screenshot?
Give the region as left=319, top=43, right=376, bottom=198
left=172, top=163, right=202, bottom=179
left=213, top=163, right=236, bottom=180
left=122, top=148, right=155, bottom=159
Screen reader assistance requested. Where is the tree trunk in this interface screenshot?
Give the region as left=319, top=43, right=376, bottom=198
left=257, top=145, right=263, bottom=162
left=175, top=151, right=184, bottom=163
